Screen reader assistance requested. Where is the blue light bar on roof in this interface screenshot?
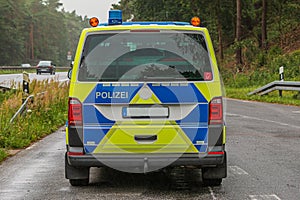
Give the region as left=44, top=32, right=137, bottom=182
left=99, top=21, right=191, bottom=26
left=108, top=10, right=122, bottom=25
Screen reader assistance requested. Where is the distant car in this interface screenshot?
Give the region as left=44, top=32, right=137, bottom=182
left=36, top=61, right=56, bottom=75
left=21, top=63, right=31, bottom=68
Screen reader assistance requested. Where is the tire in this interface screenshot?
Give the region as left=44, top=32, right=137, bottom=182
left=202, top=152, right=227, bottom=186
left=36, top=71, right=39, bottom=75
left=65, top=153, right=90, bottom=186
left=202, top=178, right=222, bottom=186
left=69, top=179, right=89, bottom=186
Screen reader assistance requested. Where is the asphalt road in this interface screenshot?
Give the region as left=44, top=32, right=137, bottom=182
left=0, top=72, right=68, bottom=88
left=0, top=98, right=299, bottom=200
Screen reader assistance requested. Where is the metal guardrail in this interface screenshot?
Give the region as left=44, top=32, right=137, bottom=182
left=9, top=95, right=34, bottom=123
left=9, top=92, right=47, bottom=123
left=8, top=69, right=69, bottom=123
left=8, top=69, right=68, bottom=123
left=0, top=66, right=70, bottom=70
left=248, top=81, right=300, bottom=96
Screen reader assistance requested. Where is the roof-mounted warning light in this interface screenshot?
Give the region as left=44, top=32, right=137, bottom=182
left=191, top=16, right=201, bottom=27
left=89, top=17, right=99, bottom=27
left=108, top=10, right=122, bottom=25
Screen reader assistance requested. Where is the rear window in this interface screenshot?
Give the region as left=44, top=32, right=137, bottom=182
left=78, top=30, right=212, bottom=82
left=38, top=61, right=51, bottom=66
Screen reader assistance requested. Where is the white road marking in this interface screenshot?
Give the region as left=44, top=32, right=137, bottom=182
left=59, top=187, right=71, bottom=192
left=229, top=166, right=249, bottom=175
left=292, top=110, right=300, bottom=114
left=249, top=194, right=281, bottom=200
left=227, top=113, right=300, bottom=129
left=208, top=187, right=217, bottom=200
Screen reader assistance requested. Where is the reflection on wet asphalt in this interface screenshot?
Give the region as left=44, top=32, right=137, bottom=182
left=85, top=166, right=213, bottom=199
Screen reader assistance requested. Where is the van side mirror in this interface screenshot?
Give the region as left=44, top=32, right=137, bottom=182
left=67, top=69, right=72, bottom=79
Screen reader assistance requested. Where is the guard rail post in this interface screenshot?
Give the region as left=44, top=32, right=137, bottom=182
left=23, top=71, right=30, bottom=103
left=279, top=66, right=284, bottom=97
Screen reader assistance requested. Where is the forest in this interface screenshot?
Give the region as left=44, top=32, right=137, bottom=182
left=0, top=0, right=88, bottom=66
left=113, top=0, right=300, bottom=86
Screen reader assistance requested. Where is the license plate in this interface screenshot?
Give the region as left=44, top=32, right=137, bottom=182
left=122, top=106, right=169, bottom=118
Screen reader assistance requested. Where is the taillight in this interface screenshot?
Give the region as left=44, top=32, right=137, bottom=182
left=67, top=151, right=84, bottom=156
left=68, top=98, right=82, bottom=126
left=209, top=97, right=223, bottom=125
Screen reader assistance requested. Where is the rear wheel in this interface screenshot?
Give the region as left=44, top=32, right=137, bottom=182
left=65, top=153, right=90, bottom=186
left=69, top=178, right=89, bottom=186
left=202, top=152, right=227, bottom=186
left=202, top=178, right=222, bottom=186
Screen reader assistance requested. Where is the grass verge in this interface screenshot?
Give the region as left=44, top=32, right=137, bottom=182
left=225, top=87, right=300, bottom=106
left=0, top=78, right=69, bottom=162
left=0, top=149, right=7, bottom=162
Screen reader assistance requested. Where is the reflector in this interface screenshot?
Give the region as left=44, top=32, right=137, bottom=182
left=89, top=17, right=99, bottom=27
left=191, top=16, right=201, bottom=26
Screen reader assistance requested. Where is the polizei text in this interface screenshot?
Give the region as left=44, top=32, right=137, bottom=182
left=96, top=91, right=129, bottom=99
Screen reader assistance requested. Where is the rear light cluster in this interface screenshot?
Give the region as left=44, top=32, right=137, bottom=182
left=67, top=151, right=84, bottom=156
left=208, top=151, right=224, bottom=155
left=209, top=97, right=223, bottom=125
left=68, top=98, right=82, bottom=126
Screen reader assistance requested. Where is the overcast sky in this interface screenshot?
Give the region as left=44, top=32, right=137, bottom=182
left=59, top=0, right=120, bottom=22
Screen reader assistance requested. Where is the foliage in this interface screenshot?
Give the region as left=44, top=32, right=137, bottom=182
left=226, top=87, right=300, bottom=106
left=222, top=50, right=300, bottom=88
left=0, top=89, right=17, bottom=103
left=0, top=79, right=68, bottom=161
left=0, top=0, right=88, bottom=66
left=0, top=149, right=7, bottom=162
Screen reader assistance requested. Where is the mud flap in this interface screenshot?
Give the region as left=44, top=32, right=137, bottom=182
left=65, top=153, right=90, bottom=180
left=202, top=152, right=227, bottom=179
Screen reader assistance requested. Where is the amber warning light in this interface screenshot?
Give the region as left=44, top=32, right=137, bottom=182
left=191, top=16, right=201, bottom=26
left=89, top=17, right=99, bottom=27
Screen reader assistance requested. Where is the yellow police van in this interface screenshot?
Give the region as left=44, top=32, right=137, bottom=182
left=65, top=10, right=227, bottom=186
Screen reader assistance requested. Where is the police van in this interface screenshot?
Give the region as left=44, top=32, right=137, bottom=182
left=65, top=10, right=227, bottom=186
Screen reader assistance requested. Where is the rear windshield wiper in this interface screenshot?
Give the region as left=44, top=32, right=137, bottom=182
left=143, top=76, right=187, bottom=81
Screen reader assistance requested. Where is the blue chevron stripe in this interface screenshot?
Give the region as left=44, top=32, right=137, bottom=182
left=148, top=83, right=207, bottom=103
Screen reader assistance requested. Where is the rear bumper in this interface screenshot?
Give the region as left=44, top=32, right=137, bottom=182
left=37, top=68, right=54, bottom=72
left=67, top=152, right=225, bottom=168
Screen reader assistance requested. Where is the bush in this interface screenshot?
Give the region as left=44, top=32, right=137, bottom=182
left=221, top=49, right=300, bottom=88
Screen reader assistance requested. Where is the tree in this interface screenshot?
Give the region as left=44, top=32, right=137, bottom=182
left=0, top=0, right=27, bottom=65
left=112, top=0, right=135, bottom=21
left=261, top=0, right=267, bottom=50
left=235, top=0, right=242, bottom=70
left=0, top=0, right=88, bottom=66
